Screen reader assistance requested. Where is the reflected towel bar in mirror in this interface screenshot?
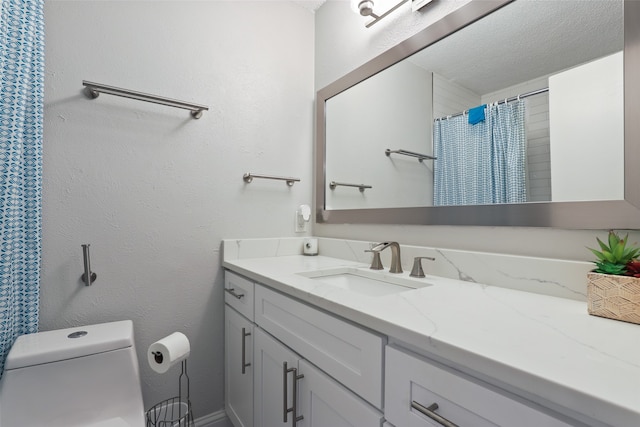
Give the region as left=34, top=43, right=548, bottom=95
left=385, top=149, right=436, bottom=162
left=82, top=80, right=209, bottom=119
left=329, top=181, right=372, bottom=192
left=243, top=173, right=300, bottom=186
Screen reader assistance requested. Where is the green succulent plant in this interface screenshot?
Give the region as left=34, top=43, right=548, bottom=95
left=588, top=230, right=640, bottom=275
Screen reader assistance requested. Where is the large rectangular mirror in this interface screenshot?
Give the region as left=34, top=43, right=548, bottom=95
left=316, top=0, right=640, bottom=228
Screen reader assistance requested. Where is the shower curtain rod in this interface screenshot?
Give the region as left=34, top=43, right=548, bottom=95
left=82, top=80, right=209, bottom=119
left=434, top=87, right=549, bottom=121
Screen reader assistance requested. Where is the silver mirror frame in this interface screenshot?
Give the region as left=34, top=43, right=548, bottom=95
left=316, top=0, right=640, bottom=228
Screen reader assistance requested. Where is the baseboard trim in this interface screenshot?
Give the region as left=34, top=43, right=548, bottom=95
left=195, top=409, right=231, bottom=427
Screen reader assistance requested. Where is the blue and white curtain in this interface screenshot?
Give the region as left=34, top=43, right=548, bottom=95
left=433, top=100, right=527, bottom=206
left=0, top=0, right=44, bottom=374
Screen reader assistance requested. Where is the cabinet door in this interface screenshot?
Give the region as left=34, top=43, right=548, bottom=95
left=254, top=328, right=303, bottom=427
left=298, top=360, right=384, bottom=427
left=225, top=306, right=254, bottom=427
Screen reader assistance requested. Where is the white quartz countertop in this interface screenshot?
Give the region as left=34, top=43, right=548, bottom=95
left=223, top=254, right=640, bottom=427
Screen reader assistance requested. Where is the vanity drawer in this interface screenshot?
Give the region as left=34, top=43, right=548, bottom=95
left=254, top=284, right=385, bottom=409
left=385, top=346, right=573, bottom=427
left=224, top=271, right=255, bottom=321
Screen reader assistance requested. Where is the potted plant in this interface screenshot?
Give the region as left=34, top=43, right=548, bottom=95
left=587, top=230, right=640, bottom=324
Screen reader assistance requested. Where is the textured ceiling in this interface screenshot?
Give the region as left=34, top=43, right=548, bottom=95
left=409, top=0, right=623, bottom=95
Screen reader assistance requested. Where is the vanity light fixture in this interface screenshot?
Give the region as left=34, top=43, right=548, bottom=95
left=351, top=0, right=432, bottom=27
left=351, top=0, right=409, bottom=28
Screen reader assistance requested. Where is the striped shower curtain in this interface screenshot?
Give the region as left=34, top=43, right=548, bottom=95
left=0, top=0, right=44, bottom=374
left=433, top=100, right=527, bottom=206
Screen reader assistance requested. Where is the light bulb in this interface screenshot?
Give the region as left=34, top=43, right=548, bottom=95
left=350, top=0, right=375, bottom=17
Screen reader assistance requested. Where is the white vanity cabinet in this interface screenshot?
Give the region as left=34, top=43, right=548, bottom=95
left=225, top=268, right=579, bottom=427
left=225, top=305, right=254, bottom=427
left=385, top=345, right=575, bottom=427
left=224, top=271, right=385, bottom=427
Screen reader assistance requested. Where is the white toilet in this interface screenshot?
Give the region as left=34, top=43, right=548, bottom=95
left=0, top=320, right=145, bottom=427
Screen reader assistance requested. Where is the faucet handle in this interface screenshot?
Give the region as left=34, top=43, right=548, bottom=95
left=365, top=249, right=384, bottom=270
left=410, top=256, right=435, bottom=278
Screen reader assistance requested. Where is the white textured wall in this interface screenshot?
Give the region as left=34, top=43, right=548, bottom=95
left=43, top=0, right=313, bottom=418
left=314, top=0, right=639, bottom=260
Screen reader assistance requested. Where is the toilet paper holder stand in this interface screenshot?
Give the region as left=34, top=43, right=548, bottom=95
left=146, top=359, right=194, bottom=426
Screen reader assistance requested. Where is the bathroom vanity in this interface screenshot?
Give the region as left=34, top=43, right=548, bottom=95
left=223, top=238, right=640, bottom=427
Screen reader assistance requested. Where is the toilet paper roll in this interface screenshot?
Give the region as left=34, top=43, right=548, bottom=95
left=303, top=238, right=318, bottom=256
left=147, top=332, right=190, bottom=374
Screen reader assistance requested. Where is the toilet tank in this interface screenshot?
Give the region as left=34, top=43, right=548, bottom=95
left=0, top=320, right=145, bottom=427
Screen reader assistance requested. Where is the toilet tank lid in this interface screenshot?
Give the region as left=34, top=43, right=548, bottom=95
left=5, top=320, right=135, bottom=370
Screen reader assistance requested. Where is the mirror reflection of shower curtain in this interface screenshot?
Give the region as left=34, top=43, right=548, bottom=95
left=433, top=100, right=527, bottom=206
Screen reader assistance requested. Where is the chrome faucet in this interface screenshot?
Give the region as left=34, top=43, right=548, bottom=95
left=371, top=242, right=402, bottom=273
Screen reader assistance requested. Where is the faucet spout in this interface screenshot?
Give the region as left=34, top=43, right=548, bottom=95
left=371, top=242, right=402, bottom=273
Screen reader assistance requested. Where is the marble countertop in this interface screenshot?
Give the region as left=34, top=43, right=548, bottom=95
left=223, top=254, right=640, bottom=427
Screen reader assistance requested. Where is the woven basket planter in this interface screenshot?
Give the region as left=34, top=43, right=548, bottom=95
left=587, top=272, right=640, bottom=325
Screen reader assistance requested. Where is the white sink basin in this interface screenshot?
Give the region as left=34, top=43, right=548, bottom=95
left=298, top=267, right=431, bottom=297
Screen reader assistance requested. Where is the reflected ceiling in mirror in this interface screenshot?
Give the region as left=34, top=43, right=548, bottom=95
left=316, top=0, right=640, bottom=228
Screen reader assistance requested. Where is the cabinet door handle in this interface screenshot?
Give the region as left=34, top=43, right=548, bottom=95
left=283, top=362, right=288, bottom=422
left=411, top=401, right=459, bottom=427
left=241, top=328, right=251, bottom=374
left=283, top=362, right=305, bottom=425
left=225, top=287, right=245, bottom=299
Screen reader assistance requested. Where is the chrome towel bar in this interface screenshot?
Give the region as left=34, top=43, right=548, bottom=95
left=243, top=173, right=300, bottom=187
left=329, top=181, right=372, bottom=192
left=82, top=80, right=209, bottom=119
left=385, top=148, right=436, bottom=162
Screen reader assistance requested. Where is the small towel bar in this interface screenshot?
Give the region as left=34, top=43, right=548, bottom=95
left=329, top=181, right=372, bottom=192
left=243, top=173, right=300, bottom=187
left=385, top=149, right=436, bottom=162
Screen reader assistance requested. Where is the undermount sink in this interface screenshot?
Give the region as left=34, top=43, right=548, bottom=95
left=297, top=267, right=432, bottom=297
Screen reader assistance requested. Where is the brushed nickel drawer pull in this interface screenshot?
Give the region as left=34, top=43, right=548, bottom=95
left=225, top=287, right=245, bottom=299
left=411, top=401, right=459, bottom=427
